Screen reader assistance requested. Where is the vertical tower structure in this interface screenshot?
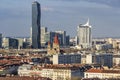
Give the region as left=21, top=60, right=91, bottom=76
left=32, top=1, right=41, bottom=48
left=77, top=19, right=92, bottom=48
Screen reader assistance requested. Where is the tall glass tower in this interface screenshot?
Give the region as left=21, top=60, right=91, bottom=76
left=32, top=1, right=41, bottom=49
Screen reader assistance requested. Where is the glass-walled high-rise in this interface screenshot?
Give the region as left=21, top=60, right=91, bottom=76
left=32, top=1, right=41, bottom=49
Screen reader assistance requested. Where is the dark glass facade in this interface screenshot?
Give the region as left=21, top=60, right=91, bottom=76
left=32, top=1, right=41, bottom=48
left=0, top=34, right=2, bottom=48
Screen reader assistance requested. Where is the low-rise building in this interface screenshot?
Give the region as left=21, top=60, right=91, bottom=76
left=18, top=64, right=32, bottom=76
left=86, top=53, right=113, bottom=68
left=18, top=64, right=85, bottom=80
left=113, top=55, right=120, bottom=66
left=84, top=68, right=120, bottom=79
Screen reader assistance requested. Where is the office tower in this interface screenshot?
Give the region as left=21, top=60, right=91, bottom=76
left=66, top=35, right=70, bottom=46
left=45, top=31, right=66, bottom=46
left=2, top=37, right=18, bottom=49
left=32, top=1, right=41, bottom=49
left=77, top=19, right=92, bottom=48
left=0, top=34, right=2, bottom=48
left=41, top=27, right=47, bottom=47
left=55, top=31, right=66, bottom=46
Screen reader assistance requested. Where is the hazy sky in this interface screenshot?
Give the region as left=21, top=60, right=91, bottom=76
left=0, top=0, right=120, bottom=38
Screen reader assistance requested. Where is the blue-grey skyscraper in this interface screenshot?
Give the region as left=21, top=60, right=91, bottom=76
left=0, top=33, right=2, bottom=48
left=32, top=1, right=41, bottom=48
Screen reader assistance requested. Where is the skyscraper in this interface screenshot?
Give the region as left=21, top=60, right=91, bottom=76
left=77, top=19, right=92, bottom=48
left=32, top=1, right=41, bottom=49
left=0, top=33, right=2, bottom=48
left=41, top=27, right=47, bottom=47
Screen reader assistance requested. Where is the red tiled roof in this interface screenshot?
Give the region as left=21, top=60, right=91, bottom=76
left=86, top=68, right=120, bottom=74
left=0, top=76, right=52, bottom=80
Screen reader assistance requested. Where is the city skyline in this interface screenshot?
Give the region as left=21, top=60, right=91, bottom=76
left=0, top=0, right=120, bottom=38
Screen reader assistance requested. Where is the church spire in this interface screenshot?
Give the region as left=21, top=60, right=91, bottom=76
left=54, top=34, right=59, bottom=44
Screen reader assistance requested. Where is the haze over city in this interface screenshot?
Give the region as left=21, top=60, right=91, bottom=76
left=0, top=0, right=120, bottom=37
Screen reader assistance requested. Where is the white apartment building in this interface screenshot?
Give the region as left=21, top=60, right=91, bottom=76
left=18, top=64, right=33, bottom=76
left=84, top=68, right=120, bottom=79
left=18, top=64, right=84, bottom=80
left=41, top=65, right=83, bottom=80
left=53, top=53, right=81, bottom=64
left=113, top=55, right=120, bottom=66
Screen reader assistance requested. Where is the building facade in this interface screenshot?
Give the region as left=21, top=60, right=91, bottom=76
left=86, top=53, right=113, bottom=68
left=41, top=27, right=47, bottom=47
left=53, top=53, right=81, bottom=64
left=32, top=1, right=41, bottom=49
left=18, top=64, right=83, bottom=80
left=2, top=37, right=18, bottom=49
left=47, top=35, right=60, bottom=55
left=0, top=34, right=2, bottom=48
left=45, top=31, right=69, bottom=47
left=84, top=68, right=120, bottom=79
left=55, top=31, right=66, bottom=46
left=77, top=19, right=92, bottom=48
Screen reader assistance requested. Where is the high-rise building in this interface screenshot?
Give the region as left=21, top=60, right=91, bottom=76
left=45, top=31, right=68, bottom=47
left=0, top=33, right=2, bottom=48
left=2, top=37, right=18, bottom=49
left=32, top=1, right=41, bottom=49
left=41, top=27, right=47, bottom=47
left=66, top=35, right=70, bottom=46
left=55, top=31, right=66, bottom=46
left=77, top=19, right=92, bottom=48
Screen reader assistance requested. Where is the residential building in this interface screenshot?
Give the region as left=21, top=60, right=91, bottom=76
left=113, top=55, right=120, bottom=66
left=0, top=77, right=51, bottom=80
left=18, top=64, right=33, bottom=76
left=53, top=53, right=81, bottom=64
left=77, top=19, right=92, bottom=48
left=41, top=66, right=83, bottom=80
left=18, top=64, right=84, bottom=80
left=86, top=53, right=113, bottom=68
left=84, top=68, right=120, bottom=79
left=2, top=37, right=18, bottom=49
left=32, top=1, right=41, bottom=49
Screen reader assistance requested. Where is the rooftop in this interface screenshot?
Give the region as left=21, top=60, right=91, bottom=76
left=86, top=68, right=120, bottom=74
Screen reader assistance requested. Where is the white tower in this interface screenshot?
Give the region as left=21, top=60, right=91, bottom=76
left=77, top=19, right=92, bottom=48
